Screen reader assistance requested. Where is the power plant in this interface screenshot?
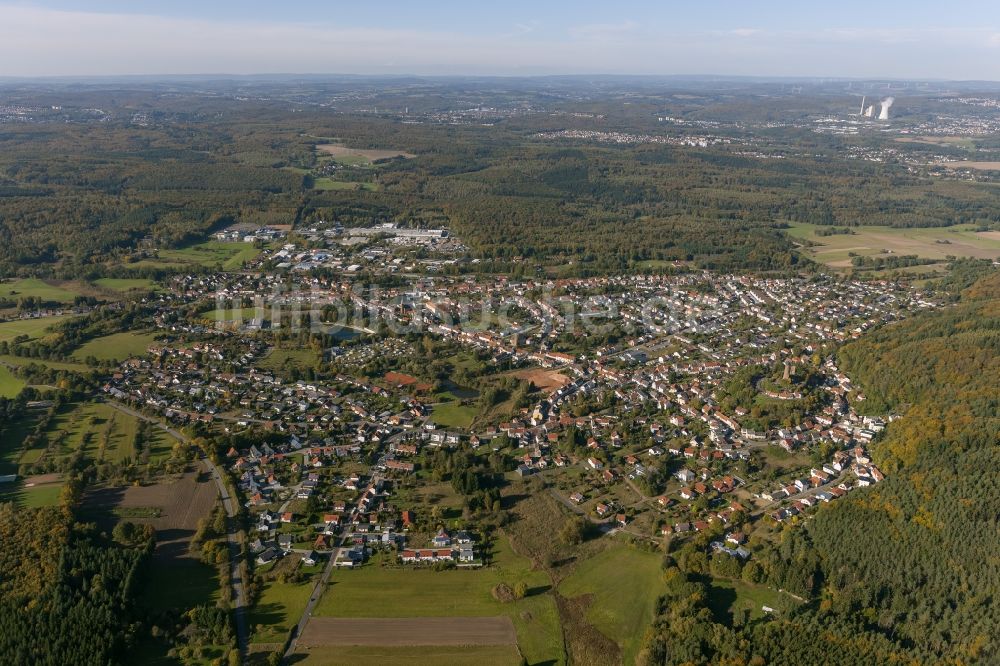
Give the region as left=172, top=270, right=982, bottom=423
left=857, top=95, right=893, bottom=120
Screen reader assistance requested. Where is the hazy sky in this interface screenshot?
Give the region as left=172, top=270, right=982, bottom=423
left=2, top=1, right=1000, bottom=79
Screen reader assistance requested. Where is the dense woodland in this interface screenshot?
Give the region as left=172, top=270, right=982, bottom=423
left=641, top=271, right=1000, bottom=665
left=2, top=88, right=1000, bottom=277
left=0, top=503, right=151, bottom=665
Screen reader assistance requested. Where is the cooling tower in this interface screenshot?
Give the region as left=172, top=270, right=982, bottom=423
left=878, top=97, right=894, bottom=120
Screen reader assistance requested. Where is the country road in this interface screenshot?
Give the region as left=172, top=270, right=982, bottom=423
left=105, top=400, right=250, bottom=655
left=283, top=537, right=345, bottom=658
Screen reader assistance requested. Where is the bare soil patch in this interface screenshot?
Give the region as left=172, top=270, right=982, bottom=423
left=83, top=467, right=217, bottom=561
left=384, top=371, right=432, bottom=392
left=297, top=617, right=516, bottom=647
left=513, top=367, right=570, bottom=393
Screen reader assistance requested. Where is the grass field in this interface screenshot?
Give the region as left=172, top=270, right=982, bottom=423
left=0, top=366, right=25, bottom=398
left=0, top=409, right=41, bottom=475
left=291, top=645, right=522, bottom=666
left=73, top=331, right=160, bottom=362
left=312, top=536, right=562, bottom=665
left=0, top=475, right=63, bottom=507
left=430, top=401, right=478, bottom=429
left=785, top=222, right=1000, bottom=268
left=257, top=348, right=321, bottom=375
left=0, top=316, right=74, bottom=344
left=201, top=307, right=261, bottom=323
left=0, top=278, right=80, bottom=304
left=558, top=543, right=664, bottom=666
left=93, top=278, right=158, bottom=292
left=707, top=578, right=802, bottom=622
left=131, top=241, right=262, bottom=271
left=249, top=578, right=317, bottom=644
left=0, top=354, right=91, bottom=373
left=316, top=143, right=415, bottom=162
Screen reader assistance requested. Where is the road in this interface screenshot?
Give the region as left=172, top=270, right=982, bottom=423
left=284, top=472, right=383, bottom=658
left=283, top=537, right=345, bottom=658
left=105, top=400, right=250, bottom=656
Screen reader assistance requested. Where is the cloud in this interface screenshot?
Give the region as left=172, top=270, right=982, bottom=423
left=0, top=5, right=997, bottom=79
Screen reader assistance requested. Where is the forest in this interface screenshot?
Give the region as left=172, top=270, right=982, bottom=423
left=2, top=86, right=1000, bottom=278
left=0, top=502, right=151, bottom=665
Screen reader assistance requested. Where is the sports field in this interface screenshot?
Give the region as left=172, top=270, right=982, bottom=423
left=785, top=222, right=1000, bottom=268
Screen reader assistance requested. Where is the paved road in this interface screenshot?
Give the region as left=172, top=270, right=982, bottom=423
left=105, top=400, right=250, bottom=656
left=283, top=537, right=345, bottom=658
left=284, top=472, right=384, bottom=658
left=204, top=458, right=250, bottom=655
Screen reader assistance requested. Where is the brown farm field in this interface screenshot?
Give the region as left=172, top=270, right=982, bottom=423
left=296, top=616, right=517, bottom=647
left=289, top=645, right=523, bottom=666
left=83, top=467, right=218, bottom=561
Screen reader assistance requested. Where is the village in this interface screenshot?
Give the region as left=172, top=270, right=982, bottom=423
left=96, top=255, right=925, bottom=583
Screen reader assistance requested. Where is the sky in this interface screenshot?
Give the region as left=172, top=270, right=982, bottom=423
left=2, top=1, right=1000, bottom=79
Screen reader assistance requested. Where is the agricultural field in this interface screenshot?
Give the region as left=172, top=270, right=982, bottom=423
left=290, top=645, right=522, bottom=666
left=84, top=466, right=222, bottom=623
left=936, top=160, right=1000, bottom=171
left=309, top=536, right=562, bottom=665
left=316, top=143, right=415, bottom=162
left=296, top=616, right=516, bottom=646
left=558, top=543, right=665, bottom=666
left=73, top=331, right=161, bottom=362
left=895, top=136, right=977, bottom=150
left=0, top=315, right=75, bottom=344
left=0, top=278, right=80, bottom=304
left=784, top=222, right=1000, bottom=268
